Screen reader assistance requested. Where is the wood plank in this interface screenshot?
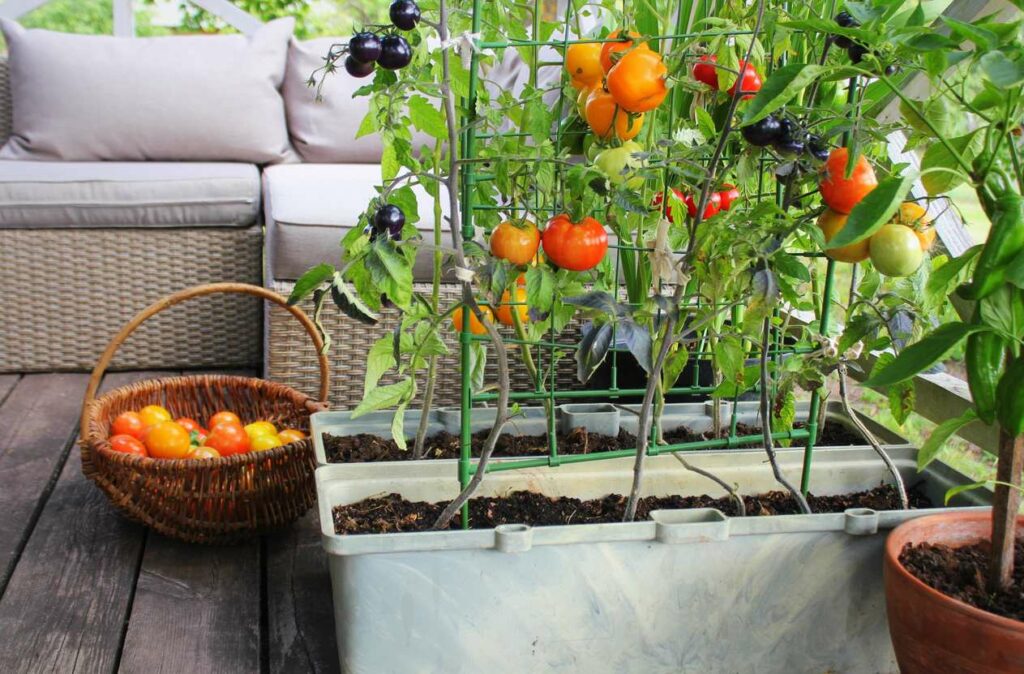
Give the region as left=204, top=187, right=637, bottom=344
left=266, top=511, right=340, bottom=674
left=0, top=371, right=167, bottom=674
left=0, top=373, right=91, bottom=594
left=118, top=537, right=261, bottom=674
left=186, top=0, right=263, bottom=34
left=0, top=374, right=19, bottom=407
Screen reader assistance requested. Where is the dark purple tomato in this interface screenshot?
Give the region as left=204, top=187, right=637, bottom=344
left=349, top=32, right=381, bottom=63
left=345, top=55, right=375, bottom=78
left=374, top=204, right=406, bottom=240
left=378, top=35, right=412, bottom=70
left=774, top=138, right=805, bottom=156
left=835, top=11, right=858, bottom=27
left=776, top=118, right=799, bottom=143
left=389, top=0, right=421, bottom=30
left=741, top=115, right=783, bottom=147
left=848, top=43, right=869, bottom=64
left=807, top=135, right=829, bottom=162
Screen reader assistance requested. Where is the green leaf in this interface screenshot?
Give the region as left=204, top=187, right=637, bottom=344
left=391, top=401, right=409, bottom=450
left=331, top=274, right=379, bottom=326
left=926, top=246, right=980, bottom=302
left=864, top=322, right=986, bottom=387
left=921, top=130, right=982, bottom=196
left=408, top=95, right=448, bottom=140
left=576, top=322, right=613, bottom=384
left=940, top=16, right=997, bottom=50
left=918, top=408, right=977, bottom=470
left=356, top=110, right=377, bottom=139
left=287, top=263, right=334, bottom=305
left=381, top=142, right=399, bottom=182
left=944, top=480, right=988, bottom=505
left=871, top=353, right=915, bottom=426
left=468, top=342, right=487, bottom=392
left=979, top=51, right=1024, bottom=88
left=364, top=336, right=396, bottom=397
left=742, top=64, right=826, bottom=126
left=828, top=173, right=916, bottom=248
left=526, top=265, right=556, bottom=313
left=695, top=107, right=716, bottom=140
left=663, top=345, right=689, bottom=389
left=351, top=378, right=413, bottom=418
left=772, top=253, right=811, bottom=283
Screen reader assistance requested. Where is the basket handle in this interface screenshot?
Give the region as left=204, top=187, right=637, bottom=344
left=80, top=282, right=330, bottom=436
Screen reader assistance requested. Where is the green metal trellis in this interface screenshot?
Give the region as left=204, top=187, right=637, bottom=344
left=455, top=0, right=848, bottom=528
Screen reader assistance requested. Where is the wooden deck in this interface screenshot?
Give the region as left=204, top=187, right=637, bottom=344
left=0, top=371, right=339, bottom=674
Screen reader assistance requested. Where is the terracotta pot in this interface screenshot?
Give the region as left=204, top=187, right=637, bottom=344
left=884, top=511, right=1024, bottom=673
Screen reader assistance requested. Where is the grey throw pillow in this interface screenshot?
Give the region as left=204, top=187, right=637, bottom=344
left=0, top=18, right=296, bottom=164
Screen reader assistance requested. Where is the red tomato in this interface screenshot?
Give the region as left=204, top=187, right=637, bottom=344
left=109, top=434, right=148, bottom=457
left=727, top=60, right=762, bottom=100
left=112, top=411, right=146, bottom=440
left=692, top=54, right=718, bottom=88
left=652, top=189, right=686, bottom=223
left=176, top=417, right=206, bottom=434
left=820, top=148, right=878, bottom=214
left=684, top=192, right=722, bottom=220
left=208, top=411, right=242, bottom=430
left=205, top=422, right=251, bottom=456
left=541, top=215, right=609, bottom=271
left=718, top=184, right=741, bottom=211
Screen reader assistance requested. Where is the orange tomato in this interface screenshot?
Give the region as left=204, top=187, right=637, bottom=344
left=606, top=47, right=668, bottom=113
left=817, top=209, right=870, bottom=263
left=112, top=411, right=146, bottom=440
left=585, top=87, right=643, bottom=141
left=144, top=421, right=192, bottom=460
left=565, top=42, right=603, bottom=90
left=187, top=446, right=221, bottom=459
left=819, top=148, right=878, bottom=214
left=109, top=434, right=148, bottom=458
left=490, top=220, right=541, bottom=265
left=451, top=306, right=494, bottom=335
left=208, top=410, right=242, bottom=430
left=205, top=422, right=251, bottom=456
left=278, top=429, right=306, bottom=445
left=894, top=202, right=935, bottom=250
left=600, top=30, right=646, bottom=72
left=541, top=214, right=609, bottom=271
left=496, top=287, right=529, bottom=326
left=139, top=404, right=172, bottom=428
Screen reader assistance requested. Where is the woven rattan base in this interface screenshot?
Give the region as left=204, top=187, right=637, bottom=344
left=268, top=280, right=583, bottom=410
left=1, top=227, right=263, bottom=372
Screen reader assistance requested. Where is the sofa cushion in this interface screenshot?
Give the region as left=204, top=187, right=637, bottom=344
left=0, top=161, right=260, bottom=228
left=0, top=19, right=296, bottom=164
left=263, top=163, right=451, bottom=281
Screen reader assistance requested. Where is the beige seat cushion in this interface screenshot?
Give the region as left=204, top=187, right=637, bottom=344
left=0, top=18, right=296, bottom=164
left=263, top=163, right=451, bottom=281
left=0, top=161, right=260, bottom=228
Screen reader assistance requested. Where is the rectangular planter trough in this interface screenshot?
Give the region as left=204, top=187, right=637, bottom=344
left=312, top=399, right=912, bottom=468
left=317, top=445, right=988, bottom=674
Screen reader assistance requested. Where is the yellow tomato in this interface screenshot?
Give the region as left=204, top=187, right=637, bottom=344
left=251, top=434, right=284, bottom=452
left=565, top=42, right=603, bottom=90
left=187, top=446, right=221, bottom=459
left=278, top=429, right=306, bottom=445
left=144, top=421, right=192, bottom=459
left=139, top=404, right=172, bottom=428
left=244, top=421, right=277, bottom=439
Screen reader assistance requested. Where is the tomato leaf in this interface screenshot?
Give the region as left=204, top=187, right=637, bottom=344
left=288, top=263, right=335, bottom=306
left=827, top=173, right=916, bottom=248
left=391, top=401, right=409, bottom=450
left=407, top=94, right=447, bottom=140
left=944, top=480, right=989, bottom=506
left=741, top=64, right=827, bottom=126
left=364, top=336, right=397, bottom=397
left=663, top=345, right=689, bottom=389
left=617, top=320, right=652, bottom=374
left=331, top=274, right=379, bottom=326
left=351, top=378, right=413, bottom=418
left=919, top=408, right=978, bottom=471
left=576, top=322, right=613, bottom=384
left=921, top=130, right=983, bottom=196
left=863, top=322, right=986, bottom=387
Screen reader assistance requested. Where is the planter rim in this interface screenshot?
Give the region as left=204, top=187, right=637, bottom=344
left=886, top=510, right=1024, bottom=633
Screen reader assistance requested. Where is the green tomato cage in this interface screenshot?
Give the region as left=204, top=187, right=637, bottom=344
left=453, top=0, right=854, bottom=528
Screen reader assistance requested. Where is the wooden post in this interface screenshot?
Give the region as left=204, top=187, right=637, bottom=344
left=989, top=428, right=1024, bottom=591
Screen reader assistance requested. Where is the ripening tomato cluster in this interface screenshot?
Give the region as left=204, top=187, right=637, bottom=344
left=107, top=405, right=306, bottom=461
left=817, top=148, right=933, bottom=276
left=566, top=31, right=669, bottom=142
left=653, top=184, right=742, bottom=222
left=691, top=55, right=763, bottom=100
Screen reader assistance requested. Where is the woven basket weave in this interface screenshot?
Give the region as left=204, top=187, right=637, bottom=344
left=80, top=283, right=329, bottom=544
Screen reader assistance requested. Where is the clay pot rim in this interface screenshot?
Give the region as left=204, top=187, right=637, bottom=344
left=886, top=510, right=1024, bottom=632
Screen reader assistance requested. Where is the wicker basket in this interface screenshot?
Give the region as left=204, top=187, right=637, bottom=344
left=80, top=283, right=330, bottom=544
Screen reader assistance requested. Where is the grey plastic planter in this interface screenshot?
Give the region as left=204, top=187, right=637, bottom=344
left=558, top=403, right=620, bottom=436
left=311, top=400, right=911, bottom=467
left=317, top=447, right=989, bottom=674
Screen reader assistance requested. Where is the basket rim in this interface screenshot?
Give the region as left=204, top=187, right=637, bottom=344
left=82, top=373, right=319, bottom=471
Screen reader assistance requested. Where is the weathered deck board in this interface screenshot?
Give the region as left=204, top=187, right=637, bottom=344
left=0, top=371, right=167, bottom=674
left=0, top=373, right=91, bottom=594
left=266, top=511, right=340, bottom=674
left=0, top=374, right=20, bottom=406
left=118, top=537, right=262, bottom=674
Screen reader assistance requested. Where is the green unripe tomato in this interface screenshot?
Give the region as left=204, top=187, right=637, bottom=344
left=869, top=224, right=924, bottom=277
left=594, top=140, right=644, bottom=189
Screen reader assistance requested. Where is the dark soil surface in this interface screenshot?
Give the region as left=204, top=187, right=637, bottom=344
left=333, top=484, right=931, bottom=535
left=900, top=539, right=1024, bottom=622
left=323, top=421, right=865, bottom=463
